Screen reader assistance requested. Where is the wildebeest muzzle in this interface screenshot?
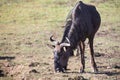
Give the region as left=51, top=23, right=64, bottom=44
left=54, top=51, right=64, bottom=72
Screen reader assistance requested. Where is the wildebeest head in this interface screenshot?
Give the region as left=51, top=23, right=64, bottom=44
left=50, top=35, right=71, bottom=72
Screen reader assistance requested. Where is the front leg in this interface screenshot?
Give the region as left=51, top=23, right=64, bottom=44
left=76, top=45, right=80, bottom=56
left=79, top=41, right=85, bottom=73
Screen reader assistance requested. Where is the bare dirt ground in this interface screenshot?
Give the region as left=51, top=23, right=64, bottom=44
left=0, top=20, right=120, bottom=80
left=0, top=0, right=120, bottom=80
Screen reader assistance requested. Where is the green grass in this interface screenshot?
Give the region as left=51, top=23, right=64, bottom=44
left=98, top=0, right=120, bottom=23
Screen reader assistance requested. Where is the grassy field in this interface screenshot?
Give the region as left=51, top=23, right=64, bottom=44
left=0, top=0, right=120, bottom=80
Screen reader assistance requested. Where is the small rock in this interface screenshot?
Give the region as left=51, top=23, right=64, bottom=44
left=112, top=64, right=120, bottom=69
left=107, top=66, right=112, bottom=69
left=95, top=52, right=104, bottom=57
left=29, top=62, right=40, bottom=67
left=8, top=33, right=14, bottom=35
left=0, top=70, right=5, bottom=77
left=3, top=38, right=7, bottom=40
left=74, top=76, right=85, bottom=80
left=29, top=69, right=39, bottom=73
left=68, top=76, right=85, bottom=80
left=68, top=77, right=73, bottom=80
left=43, top=62, right=49, bottom=65
left=63, top=74, right=69, bottom=77
left=25, top=42, right=32, bottom=45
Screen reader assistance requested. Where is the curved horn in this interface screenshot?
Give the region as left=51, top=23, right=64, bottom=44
left=60, top=37, right=70, bottom=47
left=65, top=37, right=70, bottom=44
left=50, top=35, right=55, bottom=42
left=60, top=43, right=70, bottom=47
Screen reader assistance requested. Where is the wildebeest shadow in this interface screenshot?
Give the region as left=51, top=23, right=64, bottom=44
left=65, top=71, right=79, bottom=74
left=86, top=71, right=120, bottom=76
left=0, top=56, right=15, bottom=77
left=0, top=70, right=5, bottom=77
left=0, top=56, right=15, bottom=60
left=65, top=71, right=120, bottom=76
left=104, top=71, right=120, bottom=76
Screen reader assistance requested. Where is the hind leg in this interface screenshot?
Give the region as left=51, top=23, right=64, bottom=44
left=89, top=37, right=98, bottom=73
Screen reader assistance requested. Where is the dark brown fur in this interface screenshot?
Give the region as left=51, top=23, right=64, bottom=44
left=51, top=1, right=101, bottom=73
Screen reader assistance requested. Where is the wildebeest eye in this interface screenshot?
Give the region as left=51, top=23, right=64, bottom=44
left=53, top=50, right=63, bottom=56
left=53, top=50, right=59, bottom=54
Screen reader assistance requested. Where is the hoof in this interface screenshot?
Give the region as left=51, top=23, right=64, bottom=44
left=55, top=68, right=64, bottom=73
left=80, top=69, right=85, bottom=73
left=63, top=66, right=67, bottom=70
left=93, top=68, right=98, bottom=74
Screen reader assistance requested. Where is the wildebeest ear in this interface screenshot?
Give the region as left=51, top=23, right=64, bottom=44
left=50, top=35, right=59, bottom=45
left=50, top=35, right=55, bottom=42
left=47, top=44, right=55, bottom=49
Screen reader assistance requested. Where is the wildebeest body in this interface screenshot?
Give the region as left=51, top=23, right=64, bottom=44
left=61, top=1, right=100, bottom=49
left=50, top=1, right=101, bottom=73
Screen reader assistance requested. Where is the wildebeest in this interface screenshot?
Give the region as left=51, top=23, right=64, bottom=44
left=50, top=1, right=101, bottom=73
